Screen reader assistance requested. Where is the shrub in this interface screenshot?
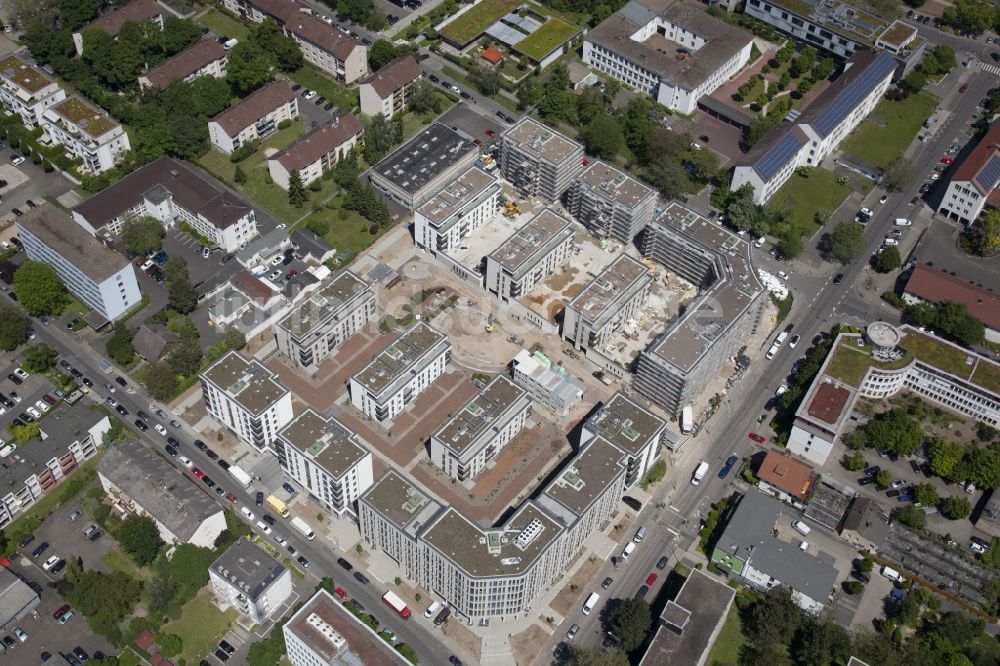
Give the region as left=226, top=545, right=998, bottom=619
left=278, top=119, right=292, bottom=130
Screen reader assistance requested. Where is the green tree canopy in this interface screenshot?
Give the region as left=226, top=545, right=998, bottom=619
left=163, top=256, right=189, bottom=284
left=876, top=469, right=893, bottom=487
left=408, top=78, right=438, bottom=114
left=582, top=112, right=624, bottom=160
left=106, top=322, right=136, bottom=366
left=13, top=260, right=69, bottom=316
left=121, top=216, right=165, bottom=255
left=226, top=40, right=273, bottom=96
left=892, top=504, right=927, bottom=529
left=565, top=647, right=629, bottom=666
left=12, top=421, right=41, bottom=443
left=914, top=483, right=939, bottom=507
left=143, top=361, right=179, bottom=400
left=288, top=169, right=308, bottom=208
left=251, top=19, right=302, bottom=72
left=22, top=342, right=57, bottom=373
left=941, top=495, right=972, bottom=519
left=865, top=408, right=923, bottom=457
left=168, top=279, right=198, bottom=314
left=0, top=306, right=29, bottom=351
left=874, top=246, right=902, bottom=273
left=65, top=568, right=143, bottom=644
left=469, top=65, right=502, bottom=96
left=606, top=598, right=652, bottom=651
left=883, top=158, right=916, bottom=193
left=824, top=222, right=866, bottom=263
left=118, top=515, right=163, bottom=566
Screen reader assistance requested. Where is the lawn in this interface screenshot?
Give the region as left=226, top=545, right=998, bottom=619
left=770, top=167, right=852, bottom=240
left=440, top=0, right=522, bottom=45
left=163, top=587, right=238, bottom=663
left=513, top=18, right=580, bottom=61
left=102, top=549, right=146, bottom=580
left=825, top=344, right=873, bottom=387
left=706, top=605, right=745, bottom=665
left=287, top=65, right=360, bottom=113
left=293, top=192, right=387, bottom=260
left=195, top=7, right=250, bottom=41
left=842, top=91, right=938, bottom=169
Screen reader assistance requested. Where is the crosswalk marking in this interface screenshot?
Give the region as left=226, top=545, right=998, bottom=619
left=980, top=62, right=1000, bottom=76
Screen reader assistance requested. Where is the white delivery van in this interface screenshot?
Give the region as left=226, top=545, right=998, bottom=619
left=582, top=592, right=600, bottom=615
left=881, top=566, right=903, bottom=583
left=633, top=527, right=647, bottom=543
left=681, top=406, right=693, bottom=434
left=622, top=542, right=636, bottom=560
left=692, top=461, right=709, bottom=485
left=791, top=520, right=811, bottom=536
left=424, top=601, right=442, bottom=618
left=765, top=343, right=780, bottom=360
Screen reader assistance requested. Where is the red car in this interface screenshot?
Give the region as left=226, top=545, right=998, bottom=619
left=192, top=467, right=205, bottom=479
left=335, top=586, right=349, bottom=600
left=224, top=492, right=239, bottom=504
left=960, top=83, right=969, bottom=93
left=645, top=573, right=658, bottom=586
left=749, top=432, right=766, bottom=443
left=52, top=604, right=70, bottom=620
left=940, top=156, right=954, bottom=165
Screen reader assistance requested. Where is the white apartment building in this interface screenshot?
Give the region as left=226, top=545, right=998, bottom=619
left=510, top=349, right=585, bottom=416
left=429, top=376, right=532, bottom=481
left=486, top=209, right=575, bottom=301
left=201, top=351, right=294, bottom=451
left=71, top=156, right=258, bottom=253
left=349, top=322, right=451, bottom=422
left=275, top=270, right=375, bottom=372
left=276, top=409, right=373, bottom=516
left=359, top=56, right=420, bottom=119
left=583, top=0, right=752, bottom=114
left=499, top=118, right=584, bottom=202
left=413, top=166, right=501, bottom=254
left=284, top=13, right=368, bottom=83
left=938, top=121, right=1000, bottom=224
left=267, top=113, right=363, bottom=189
left=580, top=391, right=667, bottom=487
left=565, top=161, right=657, bottom=243
left=563, top=254, right=652, bottom=354
left=72, top=0, right=164, bottom=56
left=0, top=54, right=66, bottom=129
left=210, top=539, right=292, bottom=624
left=17, top=207, right=141, bottom=322
left=209, top=80, right=299, bottom=155
left=731, top=49, right=896, bottom=204
left=139, top=39, right=228, bottom=90
left=42, top=96, right=130, bottom=174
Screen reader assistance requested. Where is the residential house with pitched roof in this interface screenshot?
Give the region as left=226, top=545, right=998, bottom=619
left=267, top=114, right=363, bottom=189
left=360, top=56, right=420, bottom=119
left=938, top=121, right=1000, bottom=225
left=208, top=80, right=299, bottom=155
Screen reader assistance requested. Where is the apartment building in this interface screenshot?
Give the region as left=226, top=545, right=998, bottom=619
left=360, top=56, right=420, bottom=119
left=731, top=49, right=896, bottom=203
left=201, top=351, right=294, bottom=451
left=71, top=156, right=258, bottom=252
left=485, top=208, right=575, bottom=301
left=903, top=264, right=1000, bottom=343
left=42, top=96, right=130, bottom=174
left=139, top=39, right=228, bottom=90
left=210, top=539, right=292, bottom=624
left=565, top=161, right=657, bottom=243
left=268, top=113, right=363, bottom=189
left=635, top=204, right=765, bottom=417
left=0, top=54, right=66, bottom=128
left=499, top=118, right=584, bottom=202
left=275, top=270, right=375, bottom=372
left=938, top=121, right=1000, bottom=225
left=413, top=166, right=501, bottom=254
left=209, top=80, right=299, bottom=155
left=349, top=322, right=451, bottom=422
left=275, top=409, right=373, bottom=516
left=73, top=0, right=164, bottom=55
left=510, top=349, right=585, bottom=416
left=17, top=207, right=141, bottom=322
left=563, top=254, right=652, bottom=354
left=581, top=391, right=667, bottom=486
left=429, top=376, right=532, bottom=481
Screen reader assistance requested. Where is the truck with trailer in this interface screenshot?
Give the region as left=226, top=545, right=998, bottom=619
left=290, top=516, right=315, bottom=540
left=228, top=465, right=253, bottom=489
left=382, top=591, right=411, bottom=618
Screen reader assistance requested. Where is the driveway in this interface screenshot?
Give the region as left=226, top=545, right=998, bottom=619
left=0, top=149, right=75, bottom=219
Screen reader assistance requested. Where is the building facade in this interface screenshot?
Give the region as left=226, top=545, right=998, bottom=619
left=210, top=539, right=292, bottom=624
left=209, top=80, right=299, bottom=155
left=937, top=121, right=1000, bottom=225
left=0, top=54, right=67, bottom=129
left=562, top=254, right=652, bottom=353
left=485, top=209, right=575, bottom=301
left=42, top=96, right=130, bottom=174
left=510, top=349, right=585, bottom=416
left=268, top=113, right=363, bottom=189
left=580, top=391, right=667, bottom=487
left=499, top=118, right=584, bottom=202
left=139, top=39, right=228, bottom=90
left=565, top=161, right=657, bottom=243
left=359, top=56, right=420, bottom=119
left=903, top=264, right=1000, bottom=343
left=413, top=166, right=501, bottom=254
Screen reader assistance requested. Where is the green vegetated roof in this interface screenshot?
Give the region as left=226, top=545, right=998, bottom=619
left=53, top=97, right=117, bottom=138
left=971, top=359, right=1000, bottom=394
left=513, top=18, right=580, bottom=60
left=440, top=0, right=522, bottom=45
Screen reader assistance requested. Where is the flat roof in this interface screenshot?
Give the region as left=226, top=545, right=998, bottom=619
left=211, top=539, right=286, bottom=602
left=17, top=206, right=129, bottom=283
left=488, top=208, right=574, bottom=278
left=577, top=160, right=655, bottom=210
left=278, top=270, right=370, bottom=339
left=417, top=166, right=499, bottom=228
left=434, top=376, right=528, bottom=457
left=0, top=567, right=38, bottom=626
left=586, top=392, right=665, bottom=456
left=502, top=117, right=582, bottom=166
left=278, top=409, right=368, bottom=480
left=567, top=254, right=651, bottom=328
left=0, top=54, right=55, bottom=94
left=352, top=321, right=447, bottom=396
left=361, top=470, right=442, bottom=533
left=201, top=351, right=288, bottom=415
left=542, top=436, right=625, bottom=516
left=372, top=123, right=478, bottom=195
left=762, top=0, right=889, bottom=45
left=807, top=381, right=852, bottom=426
left=48, top=95, right=119, bottom=139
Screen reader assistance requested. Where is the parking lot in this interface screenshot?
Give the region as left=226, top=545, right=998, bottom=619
left=164, top=228, right=242, bottom=294
left=437, top=104, right=504, bottom=148
left=0, top=149, right=75, bottom=221
left=0, top=359, right=64, bottom=441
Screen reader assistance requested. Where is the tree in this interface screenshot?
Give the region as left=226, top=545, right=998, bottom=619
left=814, top=56, right=836, bottom=80
left=963, top=446, right=1000, bottom=489
left=121, top=217, right=164, bottom=255
left=565, top=647, right=629, bottom=666
left=163, top=256, right=189, bottom=284
left=824, top=222, right=866, bottom=263
left=942, top=0, right=998, bottom=35
left=932, top=301, right=985, bottom=347
left=914, top=483, right=939, bottom=507
left=581, top=112, right=624, bottom=159
left=845, top=451, right=867, bottom=471
left=12, top=422, right=41, bottom=443
left=516, top=78, right=543, bottom=110
left=234, top=164, right=247, bottom=184
left=606, top=598, right=651, bottom=651
left=106, top=322, right=136, bottom=366
left=745, top=587, right=800, bottom=650
left=167, top=340, right=202, bottom=376
left=13, top=261, right=69, bottom=316
left=226, top=40, right=273, bottom=96
left=157, top=633, right=183, bottom=658
left=251, top=19, right=302, bottom=72
left=224, top=328, right=247, bottom=351
left=364, top=114, right=396, bottom=163
left=791, top=47, right=817, bottom=78
left=65, top=569, right=142, bottom=645
left=57, top=0, right=98, bottom=31
left=902, top=69, right=927, bottom=96
left=892, top=504, right=927, bottom=529
left=22, top=343, right=57, bottom=373
left=408, top=78, right=437, bottom=114
left=866, top=409, right=923, bottom=456
left=0, top=306, right=29, bottom=351
left=876, top=469, right=893, bottom=487
left=874, top=246, right=902, bottom=273
left=168, top=279, right=198, bottom=314
left=160, top=16, right=201, bottom=56
left=883, top=158, right=916, bottom=192
left=143, top=361, right=179, bottom=400
left=288, top=169, right=308, bottom=208
left=368, top=39, right=399, bottom=71
left=117, top=515, right=163, bottom=565
left=941, top=495, right=972, bottom=519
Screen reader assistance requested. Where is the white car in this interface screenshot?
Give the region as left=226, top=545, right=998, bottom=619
left=12, top=627, right=26, bottom=642
left=179, top=456, right=193, bottom=469
left=154, top=424, right=168, bottom=436
left=270, top=255, right=283, bottom=266
left=775, top=384, right=789, bottom=396
left=241, top=507, right=255, bottom=521
left=273, top=534, right=287, bottom=546
left=34, top=400, right=48, bottom=413
left=450, top=85, right=460, bottom=93
left=42, top=554, right=60, bottom=571
left=754, top=236, right=765, bottom=248
left=879, top=195, right=888, bottom=204
left=202, top=247, right=210, bottom=259
left=883, top=237, right=899, bottom=246
left=11, top=156, right=25, bottom=167
left=894, top=218, right=912, bottom=226
left=777, top=270, right=790, bottom=280
left=971, top=539, right=988, bottom=554
left=256, top=520, right=272, bottom=535
left=303, top=90, right=317, bottom=100
left=13, top=368, right=28, bottom=379
left=26, top=407, right=40, bottom=419
left=105, top=396, right=118, bottom=408
left=788, top=334, right=800, bottom=349
left=860, top=207, right=873, bottom=217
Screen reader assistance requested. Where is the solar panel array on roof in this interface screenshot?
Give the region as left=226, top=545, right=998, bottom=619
left=753, top=133, right=804, bottom=182
left=486, top=22, right=529, bottom=45
left=812, top=51, right=896, bottom=138
left=975, top=154, right=1000, bottom=193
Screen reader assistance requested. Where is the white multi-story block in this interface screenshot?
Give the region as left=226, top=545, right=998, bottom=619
left=73, top=0, right=164, bottom=56
left=580, top=391, right=667, bottom=487
left=283, top=13, right=368, bottom=83
left=0, top=54, right=66, bottom=129
left=510, top=349, right=585, bottom=416
left=268, top=113, right=363, bottom=190
left=209, top=539, right=292, bottom=624
left=139, top=39, right=228, bottom=90
left=350, top=322, right=451, bottom=422
left=413, top=166, right=501, bottom=254
left=429, top=376, right=532, bottom=481
left=275, top=270, right=376, bottom=372
left=17, top=207, right=141, bottom=322
left=42, top=96, right=130, bottom=174
left=563, top=254, right=652, bottom=353
left=359, top=56, right=420, bottom=119
left=938, top=121, right=1000, bottom=225
left=499, top=118, right=583, bottom=202
left=485, top=209, right=575, bottom=301
left=565, top=161, right=657, bottom=243
left=583, top=0, right=752, bottom=114
left=201, top=351, right=294, bottom=451
left=276, top=409, right=373, bottom=516
left=209, top=80, right=299, bottom=155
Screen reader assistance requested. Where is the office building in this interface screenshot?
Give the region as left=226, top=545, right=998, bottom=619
left=208, top=80, right=299, bottom=155
left=139, top=39, right=228, bottom=90
left=276, top=409, right=373, bottom=516
left=17, top=207, right=141, bottom=322
left=485, top=208, right=575, bottom=301
left=268, top=113, right=363, bottom=189
left=565, top=161, right=657, bottom=243
left=71, top=156, right=258, bottom=252
left=429, top=376, right=532, bottom=481
left=584, top=0, right=753, bottom=114
left=635, top=204, right=766, bottom=416
left=0, top=54, right=66, bottom=129
left=275, top=270, right=376, bottom=372
left=499, top=118, right=583, bottom=202
left=360, top=56, right=421, bottom=119
left=510, top=349, right=585, bottom=416
left=903, top=264, right=1000, bottom=343
left=937, top=121, right=1000, bottom=225
left=210, top=539, right=292, bottom=624
left=731, top=49, right=896, bottom=204
left=562, top=254, right=652, bottom=353
left=201, top=351, right=294, bottom=451
left=350, top=322, right=451, bottom=422
left=580, top=391, right=667, bottom=486
left=413, top=166, right=501, bottom=254
left=73, top=0, right=164, bottom=55
left=370, top=123, right=479, bottom=208
left=42, top=96, right=130, bottom=174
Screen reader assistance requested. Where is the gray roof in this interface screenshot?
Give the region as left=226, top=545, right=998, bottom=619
left=17, top=206, right=129, bottom=283
left=489, top=209, right=574, bottom=278
left=98, top=439, right=224, bottom=543
left=278, top=409, right=368, bottom=480
left=291, top=228, right=335, bottom=261
left=361, top=470, right=443, bottom=534
left=39, top=405, right=109, bottom=444
left=201, top=351, right=289, bottom=415
left=567, top=254, right=652, bottom=329
left=502, top=117, right=583, bottom=167
left=236, top=228, right=289, bottom=264
left=576, top=161, right=655, bottom=210
left=841, top=496, right=889, bottom=547
left=434, top=376, right=529, bottom=457
left=584, top=392, right=665, bottom=456
left=372, top=123, right=478, bottom=195
left=278, top=270, right=370, bottom=339
left=352, top=321, right=448, bottom=397
left=0, top=566, right=39, bottom=627
left=541, top=436, right=625, bottom=517
left=211, top=539, right=287, bottom=601
left=131, top=323, right=179, bottom=361
left=416, top=166, right=500, bottom=229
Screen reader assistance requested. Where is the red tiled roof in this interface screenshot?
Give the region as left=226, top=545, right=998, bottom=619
left=86, top=0, right=163, bottom=36
left=480, top=47, right=503, bottom=65
left=210, top=80, right=295, bottom=136
left=952, top=121, right=1000, bottom=193
left=285, top=12, right=364, bottom=61
left=904, top=264, right=1000, bottom=330
left=142, top=40, right=227, bottom=90
left=232, top=270, right=275, bottom=301
left=757, top=450, right=813, bottom=501
left=362, top=56, right=419, bottom=98
left=134, top=629, right=156, bottom=651
left=273, top=114, right=363, bottom=172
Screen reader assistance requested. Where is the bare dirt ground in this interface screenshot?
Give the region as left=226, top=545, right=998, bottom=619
left=443, top=617, right=483, bottom=662
left=608, top=511, right=635, bottom=543
left=548, top=553, right=603, bottom=617
left=511, top=625, right=549, bottom=666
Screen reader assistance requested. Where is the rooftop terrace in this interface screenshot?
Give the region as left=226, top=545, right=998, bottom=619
left=417, top=166, right=500, bottom=228
left=352, top=321, right=447, bottom=396
left=202, top=351, right=288, bottom=415
left=50, top=96, right=118, bottom=138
